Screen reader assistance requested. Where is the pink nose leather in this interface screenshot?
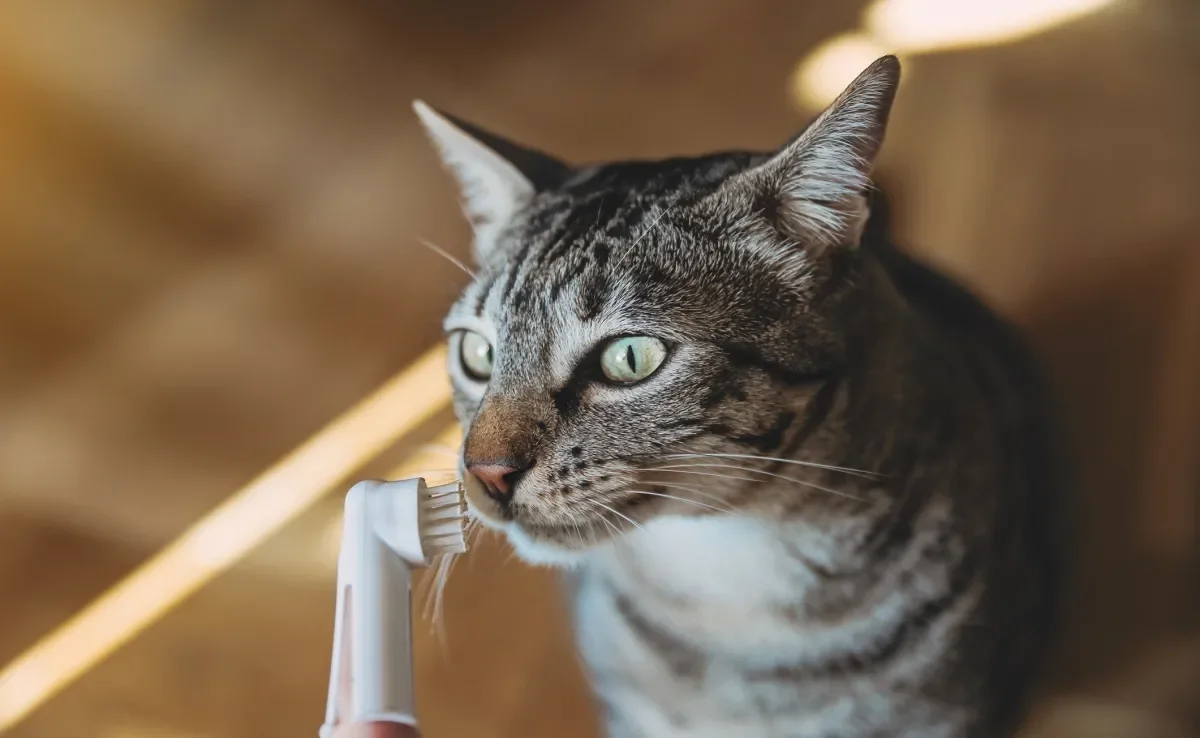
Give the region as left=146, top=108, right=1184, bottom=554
left=468, top=463, right=520, bottom=501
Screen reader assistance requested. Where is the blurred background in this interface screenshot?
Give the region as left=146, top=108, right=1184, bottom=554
left=0, top=0, right=1197, bottom=736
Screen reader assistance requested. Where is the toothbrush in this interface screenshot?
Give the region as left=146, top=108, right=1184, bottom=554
left=320, top=477, right=468, bottom=737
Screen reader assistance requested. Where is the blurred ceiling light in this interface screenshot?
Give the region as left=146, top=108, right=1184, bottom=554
left=865, top=0, right=1115, bottom=53
left=793, top=0, right=1115, bottom=109
left=0, top=347, right=454, bottom=731
left=793, top=32, right=894, bottom=111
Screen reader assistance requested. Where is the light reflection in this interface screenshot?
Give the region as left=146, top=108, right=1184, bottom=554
left=865, top=0, right=1115, bottom=53
left=792, top=33, right=893, bottom=112
left=0, top=347, right=453, bottom=732
left=793, top=0, right=1117, bottom=109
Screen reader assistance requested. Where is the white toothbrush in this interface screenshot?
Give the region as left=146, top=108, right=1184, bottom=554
left=319, top=478, right=468, bottom=737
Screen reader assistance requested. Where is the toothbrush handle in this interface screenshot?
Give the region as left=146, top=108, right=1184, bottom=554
left=353, top=515, right=417, bottom=727
left=321, top=482, right=419, bottom=738
left=321, top=570, right=421, bottom=738
left=321, top=548, right=351, bottom=738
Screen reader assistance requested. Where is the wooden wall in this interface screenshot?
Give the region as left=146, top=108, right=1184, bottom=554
left=0, top=0, right=1195, bottom=736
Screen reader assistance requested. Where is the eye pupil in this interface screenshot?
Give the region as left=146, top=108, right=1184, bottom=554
left=625, top=344, right=636, bottom=373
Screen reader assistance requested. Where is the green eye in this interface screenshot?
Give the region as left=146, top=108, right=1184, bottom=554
left=600, top=336, right=667, bottom=384
left=460, top=331, right=493, bottom=380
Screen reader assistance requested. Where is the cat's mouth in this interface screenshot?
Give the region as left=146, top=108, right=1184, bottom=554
left=462, top=473, right=654, bottom=566
left=467, top=505, right=616, bottom=567
left=502, top=521, right=606, bottom=567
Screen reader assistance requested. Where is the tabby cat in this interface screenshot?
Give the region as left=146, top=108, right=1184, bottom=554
left=416, top=56, right=1063, bottom=738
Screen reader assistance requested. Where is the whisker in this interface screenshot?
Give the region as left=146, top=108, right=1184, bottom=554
left=624, top=489, right=737, bottom=515
left=417, top=236, right=477, bottom=280
left=572, top=517, right=601, bottom=548
left=596, top=514, right=623, bottom=537
left=418, top=515, right=480, bottom=645
left=579, top=499, right=629, bottom=537
left=631, top=208, right=671, bottom=249
left=612, top=206, right=672, bottom=270
left=593, top=194, right=608, bottom=228
left=642, top=480, right=740, bottom=509
left=399, top=467, right=459, bottom=482
left=466, top=519, right=486, bottom=569
left=642, top=468, right=762, bottom=484
left=590, top=499, right=646, bottom=533
left=424, top=552, right=457, bottom=646
left=440, top=550, right=463, bottom=615
left=417, top=552, right=445, bottom=622
left=416, top=564, right=436, bottom=620
left=653, top=462, right=782, bottom=475
left=412, top=442, right=463, bottom=459
left=643, top=465, right=866, bottom=503
left=569, top=517, right=586, bottom=548
left=661, top=452, right=880, bottom=479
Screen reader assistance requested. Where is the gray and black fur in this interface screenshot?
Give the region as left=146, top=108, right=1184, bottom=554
left=417, top=56, right=1064, bottom=738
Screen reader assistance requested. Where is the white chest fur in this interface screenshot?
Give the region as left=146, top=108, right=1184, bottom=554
left=583, top=515, right=818, bottom=662
left=571, top=513, right=975, bottom=738
left=571, top=516, right=852, bottom=737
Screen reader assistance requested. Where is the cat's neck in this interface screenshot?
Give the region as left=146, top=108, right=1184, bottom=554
left=594, top=514, right=811, bottom=603
left=581, top=513, right=837, bottom=661
left=821, top=252, right=962, bottom=480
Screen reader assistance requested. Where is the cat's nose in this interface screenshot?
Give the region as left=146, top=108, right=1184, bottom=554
left=466, top=462, right=527, bottom=504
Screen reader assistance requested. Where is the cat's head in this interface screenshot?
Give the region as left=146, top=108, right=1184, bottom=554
left=416, top=57, right=900, bottom=565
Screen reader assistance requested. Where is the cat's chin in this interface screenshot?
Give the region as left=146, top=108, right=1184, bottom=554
left=463, top=480, right=603, bottom=568
left=503, top=525, right=594, bottom=569
left=466, top=514, right=596, bottom=569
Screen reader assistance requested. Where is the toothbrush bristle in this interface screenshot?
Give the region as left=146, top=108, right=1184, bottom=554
left=419, top=480, right=468, bottom=555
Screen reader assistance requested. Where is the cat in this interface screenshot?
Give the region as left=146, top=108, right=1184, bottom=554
left=416, top=56, right=1064, bottom=738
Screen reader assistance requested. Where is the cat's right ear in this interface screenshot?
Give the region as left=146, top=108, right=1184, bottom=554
left=413, top=101, right=569, bottom=260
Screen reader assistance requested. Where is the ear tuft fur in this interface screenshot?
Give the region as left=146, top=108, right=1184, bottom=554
left=413, top=101, right=568, bottom=260
left=743, top=55, right=901, bottom=251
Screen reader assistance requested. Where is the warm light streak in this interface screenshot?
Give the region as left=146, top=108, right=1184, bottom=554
left=0, top=346, right=453, bottom=731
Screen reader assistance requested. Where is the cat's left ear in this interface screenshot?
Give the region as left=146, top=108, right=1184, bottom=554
left=413, top=101, right=569, bottom=259
left=735, top=55, right=900, bottom=252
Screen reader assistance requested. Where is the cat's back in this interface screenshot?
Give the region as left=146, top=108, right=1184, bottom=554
left=863, top=197, right=1068, bottom=733
left=863, top=190, right=1062, bottom=484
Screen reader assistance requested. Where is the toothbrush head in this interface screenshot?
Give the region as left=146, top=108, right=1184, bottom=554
left=345, top=478, right=468, bottom=567
left=418, top=480, right=469, bottom=557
